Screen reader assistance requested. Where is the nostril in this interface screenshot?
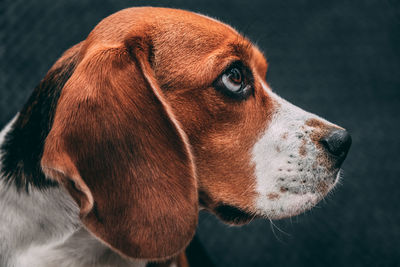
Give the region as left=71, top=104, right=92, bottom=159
left=320, top=129, right=352, bottom=159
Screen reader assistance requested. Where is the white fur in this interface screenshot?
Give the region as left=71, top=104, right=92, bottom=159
left=252, top=80, right=340, bottom=219
left=0, top=114, right=18, bottom=149
left=0, top=116, right=146, bottom=267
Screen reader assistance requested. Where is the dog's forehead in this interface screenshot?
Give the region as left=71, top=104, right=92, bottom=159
left=93, top=7, right=257, bottom=57
left=88, top=7, right=267, bottom=88
left=146, top=9, right=255, bottom=56
left=145, top=7, right=240, bottom=40
left=154, top=9, right=268, bottom=78
left=91, top=7, right=237, bottom=43
left=147, top=8, right=267, bottom=86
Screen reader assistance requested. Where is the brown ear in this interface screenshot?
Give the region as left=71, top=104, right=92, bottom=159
left=41, top=37, right=198, bottom=260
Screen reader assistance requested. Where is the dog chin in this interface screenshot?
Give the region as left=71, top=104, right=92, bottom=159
left=254, top=170, right=341, bottom=220
left=208, top=171, right=341, bottom=225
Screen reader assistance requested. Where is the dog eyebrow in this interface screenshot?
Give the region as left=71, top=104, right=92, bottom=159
left=229, top=39, right=268, bottom=79
left=229, top=38, right=254, bottom=60
left=202, top=41, right=256, bottom=85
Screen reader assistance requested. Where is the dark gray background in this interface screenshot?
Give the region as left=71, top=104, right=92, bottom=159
left=1, top=0, right=399, bottom=266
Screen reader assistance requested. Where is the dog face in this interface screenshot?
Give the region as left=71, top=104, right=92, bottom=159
left=142, top=8, right=351, bottom=223
left=40, top=7, right=351, bottom=260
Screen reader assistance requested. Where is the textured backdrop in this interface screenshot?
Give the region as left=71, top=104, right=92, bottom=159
left=1, top=0, right=399, bottom=266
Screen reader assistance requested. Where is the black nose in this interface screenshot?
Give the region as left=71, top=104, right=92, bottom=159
left=320, top=129, right=352, bottom=162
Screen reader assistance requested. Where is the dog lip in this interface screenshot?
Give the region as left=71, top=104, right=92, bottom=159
left=213, top=204, right=257, bottom=225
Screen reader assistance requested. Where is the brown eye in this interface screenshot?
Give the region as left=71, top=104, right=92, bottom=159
left=228, top=68, right=242, bottom=84
left=214, top=62, right=253, bottom=100
left=222, top=68, right=243, bottom=92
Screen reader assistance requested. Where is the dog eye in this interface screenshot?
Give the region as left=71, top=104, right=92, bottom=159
left=222, top=68, right=243, bottom=92
left=215, top=64, right=253, bottom=99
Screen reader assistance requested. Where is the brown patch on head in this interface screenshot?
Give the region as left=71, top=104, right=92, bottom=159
left=41, top=19, right=202, bottom=260
left=73, top=5, right=274, bottom=231
left=267, top=193, right=280, bottom=200
left=131, top=9, right=275, bottom=216
left=281, top=132, right=288, bottom=140
left=35, top=7, right=275, bottom=260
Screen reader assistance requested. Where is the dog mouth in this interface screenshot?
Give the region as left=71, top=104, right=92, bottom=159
left=200, top=168, right=342, bottom=225
left=213, top=204, right=258, bottom=225
left=258, top=170, right=342, bottom=220
left=204, top=171, right=341, bottom=225
left=280, top=169, right=340, bottom=195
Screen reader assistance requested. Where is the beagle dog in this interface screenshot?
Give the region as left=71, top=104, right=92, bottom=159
left=0, top=7, right=351, bottom=267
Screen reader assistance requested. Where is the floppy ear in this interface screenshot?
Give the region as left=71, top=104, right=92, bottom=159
left=41, top=37, right=198, bottom=260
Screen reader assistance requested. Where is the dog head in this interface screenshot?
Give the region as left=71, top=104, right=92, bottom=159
left=40, top=7, right=351, bottom=261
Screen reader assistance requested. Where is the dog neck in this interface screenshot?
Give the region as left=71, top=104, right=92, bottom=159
left=0, top=116, right=146, bottom=267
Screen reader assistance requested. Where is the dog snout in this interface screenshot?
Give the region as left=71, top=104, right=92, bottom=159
left=320, top=129, right=352, bottom=165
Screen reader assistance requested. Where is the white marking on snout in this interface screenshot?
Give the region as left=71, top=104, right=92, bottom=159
left=251, top=79, right=339, bottom=219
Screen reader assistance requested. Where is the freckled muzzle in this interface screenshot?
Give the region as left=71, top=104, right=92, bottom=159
left=251, top=83, right=352, bottom=220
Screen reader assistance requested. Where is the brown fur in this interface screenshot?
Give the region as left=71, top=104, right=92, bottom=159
left=41, top=21, right=198, bottom=260
left=39, top=7, right=276, bottom=262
